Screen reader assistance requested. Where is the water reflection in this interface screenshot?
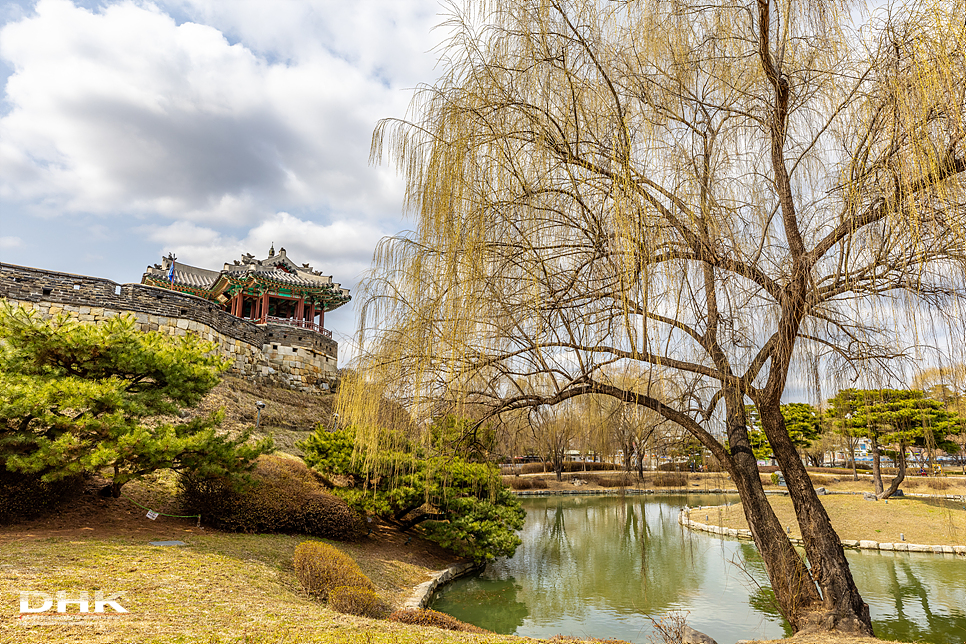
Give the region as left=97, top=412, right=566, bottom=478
left=433, top=494, right=786, bottom=643
left=432, top=494, right=966, bottom=644
left=848, top=550, right=966, bottom=644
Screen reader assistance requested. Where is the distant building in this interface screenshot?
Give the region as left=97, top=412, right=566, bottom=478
left=142, top=245, right=350, bottom=338
left=0, top=246, right=349, bottom=392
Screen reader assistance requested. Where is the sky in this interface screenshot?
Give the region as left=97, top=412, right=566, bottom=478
left=0, top=0, right=447, bottom=356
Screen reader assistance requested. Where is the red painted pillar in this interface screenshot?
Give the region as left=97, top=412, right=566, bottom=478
left=308, top=302, right=315, bottom=330
left=261, top=293, right=269, bottom=323
left=296, top=297, right=304, bottom=324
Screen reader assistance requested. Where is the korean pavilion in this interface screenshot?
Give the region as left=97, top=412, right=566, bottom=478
left=141, top=245, right=350, bottom=337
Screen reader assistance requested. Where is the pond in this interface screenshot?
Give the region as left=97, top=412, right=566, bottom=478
left=431, top=494, right=966, bottom=644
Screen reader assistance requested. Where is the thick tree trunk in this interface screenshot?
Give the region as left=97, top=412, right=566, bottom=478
left=877, top=441, right=907, bottom=500
left=760, top=402, right=873, bottom=635
left=871, top=435, right=884, bottom=496
left=721, top=399, right=822, bottom=631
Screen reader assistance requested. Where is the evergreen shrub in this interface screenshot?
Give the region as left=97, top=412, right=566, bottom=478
left=387, top=608, right=489, bottom=633
left=293, top=541, right=373, bottom=599
left=179, top=455, right=363, bottom=540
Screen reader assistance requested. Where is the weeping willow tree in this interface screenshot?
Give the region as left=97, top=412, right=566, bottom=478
left=341, top=0, right=966, bottom=634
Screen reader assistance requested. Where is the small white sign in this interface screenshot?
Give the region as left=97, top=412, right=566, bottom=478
left=145, top=510, right=159, bottom=520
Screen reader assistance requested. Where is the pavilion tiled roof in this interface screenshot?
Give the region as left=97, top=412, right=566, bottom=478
left=168, top=263, right=222, bottom=290
left=141, top=246, right=350, bottom=309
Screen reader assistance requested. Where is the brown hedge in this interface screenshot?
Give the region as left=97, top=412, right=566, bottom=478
left=327, top=585, right=389, bottom=618
left=501, top=476, right=548, bottom=490
left=651, top=472, right=688, bottom=487
left=178, top=455, right=364, bottom=540
left=596, top=473, right=639, bottom=487
left=293, top=541, right=374, bottom=600
left=387, top=608, right=489, bottom=633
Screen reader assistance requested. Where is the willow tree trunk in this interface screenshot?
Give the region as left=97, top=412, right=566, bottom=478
left=721, top=410, right=823, bottom=630
left=759, top=402, right=873, bottom=634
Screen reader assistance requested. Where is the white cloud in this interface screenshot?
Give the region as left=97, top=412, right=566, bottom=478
left=0, top=0, right=440, bottom=224
left=0, top=235, right=23, bottom=248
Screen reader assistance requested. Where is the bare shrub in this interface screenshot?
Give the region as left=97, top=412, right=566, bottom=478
left=519, top=462, right=548, bottom=474
left=653, top=472, right=687, bottom=487
left=327, top=585, right=389, bottom=618
left=179, top=455, right=364, bottom=540
left=293, top=541, right=374, bottom=599
left=502, top=476, right=548, bottom=490
left=388, top=608, right=489, bottom=633
left=926, top=478, right=950, bottom=490
left=598, top=473, right=638, bottom=487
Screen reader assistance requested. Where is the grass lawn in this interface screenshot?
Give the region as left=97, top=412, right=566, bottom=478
left=698, top=494, right=966, bottom=545
left=0, top=468, right=524, bottom=644
left=0, top=532, right=525, bottom=644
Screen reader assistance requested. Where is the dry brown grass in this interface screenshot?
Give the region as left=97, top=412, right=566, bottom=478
left=701, top=494, right=966, bottom=545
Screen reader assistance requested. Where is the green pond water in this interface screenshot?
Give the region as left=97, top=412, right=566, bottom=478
left=431, top=494, right=966, bottom=644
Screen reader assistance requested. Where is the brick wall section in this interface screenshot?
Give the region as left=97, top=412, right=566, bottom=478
left=0, top=263, right=338, bottom=391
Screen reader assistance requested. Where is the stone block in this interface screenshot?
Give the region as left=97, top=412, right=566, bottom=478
left=858, top=540, right=878, bottom=549
left=841, top=540, right=859, bottom=548
left=893, top=543, right=909, bottom=551
left=176, top=319, right=189, bottom=329
left=953, top=546, right=966, bottom=555
left=878, top=543, right=894, bottom=551
left=907, top=544, right=930, bottom=552
left=941, top=545, right=954, bottom=554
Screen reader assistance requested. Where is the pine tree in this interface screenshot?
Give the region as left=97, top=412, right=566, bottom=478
left=826, top=389, right=960, bottom=499
left=0, top=303, right=272, bottom=497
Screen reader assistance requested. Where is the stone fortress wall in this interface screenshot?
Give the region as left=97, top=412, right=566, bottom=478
left=0, top=263, right=339, bottom=392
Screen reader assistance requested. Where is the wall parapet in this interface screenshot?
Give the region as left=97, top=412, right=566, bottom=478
left=0, top=263, right=338, bottom=391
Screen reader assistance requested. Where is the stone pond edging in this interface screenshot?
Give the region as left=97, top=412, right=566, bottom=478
left=401, top=561, right=483, bottom=610
left=678, top=504, right=966, bottom=556
left=512, top=487, right=748, bottom=496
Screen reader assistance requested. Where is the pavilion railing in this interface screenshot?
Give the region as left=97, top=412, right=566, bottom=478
left=259, top=316, right=332, bottom=338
